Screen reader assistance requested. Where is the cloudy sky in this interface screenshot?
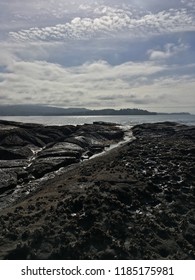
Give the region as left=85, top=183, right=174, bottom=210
left=0, top=0, right=195, bottom=113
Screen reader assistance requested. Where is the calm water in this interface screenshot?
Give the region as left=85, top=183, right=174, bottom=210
left=0, top=114, right=195, bottom=126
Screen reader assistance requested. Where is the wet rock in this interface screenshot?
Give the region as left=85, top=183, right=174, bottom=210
left=0, top=169, right=17, bottom=194
left=37, top=142, right=83, bottom=159
left=99, top=130, right=124, bottom=140
left=0, top=120, right=124, bottom=204
left=27, top=157, right=79, bottom=178
left=0, top=159, right=27, bottom=168
left=0, top=121, right=194, bottom=260
left=89, top=144, right=104, bottom=154
left=0, top=146, right=33, bottom=160
left=65, top=136, right=91, bottom=149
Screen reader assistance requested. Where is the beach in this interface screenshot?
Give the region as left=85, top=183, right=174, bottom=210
left=0, top=120, right=194, bottom=259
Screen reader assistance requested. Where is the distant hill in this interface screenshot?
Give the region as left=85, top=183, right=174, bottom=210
left=0, top=104, right=190, bottom=116
left=0, top=105, right=90, bottom=116
left=88, top=108, right=157, bottom=115
left=0, top=105, right=158, bottom=116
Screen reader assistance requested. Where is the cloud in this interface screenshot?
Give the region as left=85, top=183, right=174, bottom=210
left=0, top=1, right=195, bottom=113
left=0, top=56, right=195, bottom=112
left=8, top=4, right=195, bottom=42
left=147, top=42, right=189, bottom=60
left=0, top=49, right=16, bottom=71
left=181, top=0, right=195, bottom=9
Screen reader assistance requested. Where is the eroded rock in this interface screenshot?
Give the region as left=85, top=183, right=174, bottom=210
left=0, top=120, right=125, bottom=198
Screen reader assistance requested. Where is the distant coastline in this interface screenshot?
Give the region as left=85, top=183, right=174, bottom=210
left=0, top=104, right=191, bottom=116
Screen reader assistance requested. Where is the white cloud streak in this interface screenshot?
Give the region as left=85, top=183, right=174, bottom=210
left=9, top=5, right=195, bottom=42
left=148, top=42, right=189, bottom=60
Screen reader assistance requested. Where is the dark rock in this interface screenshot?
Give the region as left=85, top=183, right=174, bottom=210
left=0, top=127, right=45, bottom=147
left=5, top=243, right=31, bottom=260
left=65, top=136, right=91, bottom=149
left=27, top=157, right=79, bottom=178
left=0, top=169, right=17, bottom=194
left=37, top=142, right=83, bottom=159
left=0, top=120, right=124, bottom=204
left=89, top=144, right=104, bottom=154
left=0, top=146, right=33, bottom=160
left=0, top=159, right=27, bottom=168
left=183, top=224, right=195, bottom=246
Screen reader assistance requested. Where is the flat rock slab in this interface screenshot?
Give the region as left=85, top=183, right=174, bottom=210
left=37, top=142, right=84, bottom=159
left=26, top=157, right=79, bottom=178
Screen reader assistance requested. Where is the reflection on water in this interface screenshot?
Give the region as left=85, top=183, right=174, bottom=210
left=0, top=114, right=195, bottom=126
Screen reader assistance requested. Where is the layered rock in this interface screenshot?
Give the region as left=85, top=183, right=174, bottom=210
left=0, top=120, right=124, bottom=204
left=0, top=121, right=194, bottom=260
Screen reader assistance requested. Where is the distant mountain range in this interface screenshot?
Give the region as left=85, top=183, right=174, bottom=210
left=0, top=104, right=190, bottom=116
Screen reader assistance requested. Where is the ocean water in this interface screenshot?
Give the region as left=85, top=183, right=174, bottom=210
left=0, top=114, right=195, bottom=126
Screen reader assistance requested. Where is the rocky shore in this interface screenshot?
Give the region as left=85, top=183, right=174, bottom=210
left=0, top=120, right=124, bottom=209
left=0, top=120, right=194, bottom=260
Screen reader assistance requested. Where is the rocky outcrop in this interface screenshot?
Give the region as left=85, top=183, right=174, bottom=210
left=0, top=121, right=194, bottom=260
left=0, top=146, right=33, bottom=160
left=0, top=120, right=124, bottom=204
left=0, top=169, right=17, bottom=194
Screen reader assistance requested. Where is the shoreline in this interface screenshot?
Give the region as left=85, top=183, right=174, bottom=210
left=0, top=121, right=194, bottom=259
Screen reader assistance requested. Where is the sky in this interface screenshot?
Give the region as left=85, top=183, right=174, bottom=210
left=0, top=0, right=195, bottom=113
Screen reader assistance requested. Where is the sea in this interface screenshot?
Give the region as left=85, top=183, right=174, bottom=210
left=0, top=114, right=195, bottom=126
